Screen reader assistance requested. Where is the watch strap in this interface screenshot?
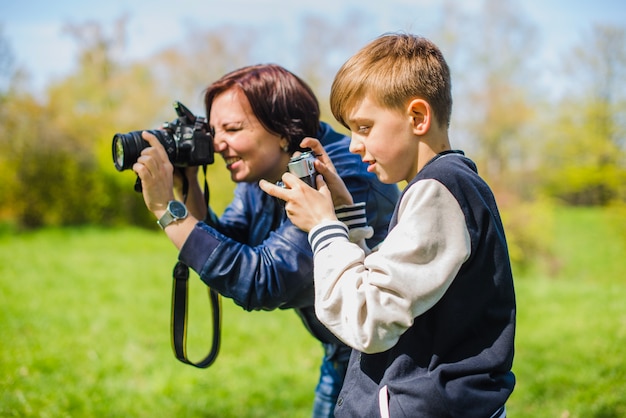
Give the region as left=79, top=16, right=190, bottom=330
left=157, top=201, right=187, bottom=230
left=157, top=211, right=176, bottom=229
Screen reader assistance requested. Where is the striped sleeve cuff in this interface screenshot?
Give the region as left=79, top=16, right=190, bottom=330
left=335, top=202, right=367, bottom=229
left=336, top=202, right=373, bottom=243
left=308, top=221, right=349, bottom=255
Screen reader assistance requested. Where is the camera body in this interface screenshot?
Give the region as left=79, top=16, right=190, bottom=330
left=285, top=151, right=318, bottom=188
left=112, top=101, right=214, bottom=172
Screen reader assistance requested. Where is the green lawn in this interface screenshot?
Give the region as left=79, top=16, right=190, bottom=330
left=1, top=206, right=625, bottom=417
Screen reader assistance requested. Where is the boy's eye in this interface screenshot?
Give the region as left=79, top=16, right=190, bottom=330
left=358, top=126, right=370, bottom=134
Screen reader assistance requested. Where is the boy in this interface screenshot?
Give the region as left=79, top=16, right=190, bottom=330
left=260, top=33, right=515, bottom=417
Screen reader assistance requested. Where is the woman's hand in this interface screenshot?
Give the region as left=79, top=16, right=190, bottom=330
left=173, top=166, right=199, bottom=197
left=133, top=131, right=176, bottom=217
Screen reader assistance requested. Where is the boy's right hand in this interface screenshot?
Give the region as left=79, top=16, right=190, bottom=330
left=259, top=173, right=337, bottom=233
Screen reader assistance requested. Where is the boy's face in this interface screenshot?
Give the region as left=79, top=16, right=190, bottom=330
left=346, top=96, right=419, bottom=184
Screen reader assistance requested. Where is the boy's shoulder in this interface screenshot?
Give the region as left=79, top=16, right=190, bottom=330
left=416, top=150, right=476, bottom=182
left=412, top=150, right=495, bottom=207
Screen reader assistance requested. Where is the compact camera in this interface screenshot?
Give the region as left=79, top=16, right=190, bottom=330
left=282, top=151, right=318, bottom=188
left=112, top=101, right=214, bottom=172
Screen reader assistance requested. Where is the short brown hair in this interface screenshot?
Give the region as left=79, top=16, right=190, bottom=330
left=204, top=64, right=320, bottom=153
left=330, top=33, right=452, bottom=129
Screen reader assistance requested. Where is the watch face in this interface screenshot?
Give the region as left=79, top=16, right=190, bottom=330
left=169, top=201, right=187, bottom=218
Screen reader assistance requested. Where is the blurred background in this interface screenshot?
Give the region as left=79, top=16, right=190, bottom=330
left=1, top=0, right=625, bottom=417
left=1, top=0, right=625, bottom=231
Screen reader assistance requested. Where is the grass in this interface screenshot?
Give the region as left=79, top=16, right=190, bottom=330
left=1, top=206, right=625, bottom=417
left=0, top=227, right=320, bottom=417
left=510, top=206, right=626, bottom=418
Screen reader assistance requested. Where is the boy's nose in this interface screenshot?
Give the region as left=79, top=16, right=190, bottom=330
left=349, top=136, right=364, bottom=155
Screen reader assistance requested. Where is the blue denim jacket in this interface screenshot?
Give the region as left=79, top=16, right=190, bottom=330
left=179, top=122, right=400, bottom=344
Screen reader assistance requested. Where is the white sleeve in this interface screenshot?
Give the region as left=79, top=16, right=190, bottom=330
left=311, top=179, right=471, bottom=354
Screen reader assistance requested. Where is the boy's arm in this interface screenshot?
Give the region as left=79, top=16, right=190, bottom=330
left=310, top=179, right=471, bottom=354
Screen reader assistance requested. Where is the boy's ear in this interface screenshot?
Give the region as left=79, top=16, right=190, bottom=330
left=407, top=99, right=431, bottom=135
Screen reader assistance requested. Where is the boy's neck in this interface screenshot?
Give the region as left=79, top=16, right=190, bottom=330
left=416, top=129, right=451, bottom=174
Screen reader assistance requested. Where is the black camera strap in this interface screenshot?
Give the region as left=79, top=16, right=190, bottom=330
left=171, top=261, right=221, bottom=368
left=171, top=166, right=221, bottom=368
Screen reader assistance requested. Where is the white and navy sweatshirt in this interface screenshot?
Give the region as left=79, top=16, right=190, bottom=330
left=308, top=151, right=516, bottom=417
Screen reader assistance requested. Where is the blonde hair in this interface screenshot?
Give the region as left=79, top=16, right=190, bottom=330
left=330, top=33, right=452, bottom=129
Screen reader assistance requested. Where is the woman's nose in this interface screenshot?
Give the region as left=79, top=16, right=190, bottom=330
left=213, top=133, right=226, bottom=152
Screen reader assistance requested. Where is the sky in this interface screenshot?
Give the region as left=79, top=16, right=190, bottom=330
left=1, top=0, right=625, bottom=96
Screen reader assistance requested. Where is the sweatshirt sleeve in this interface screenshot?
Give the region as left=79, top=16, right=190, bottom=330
left=335, top=202, right=374, bottom=253
left=309, top=179, right=471, bottom=354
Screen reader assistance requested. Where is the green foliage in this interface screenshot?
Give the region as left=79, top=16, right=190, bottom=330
left=0, top=20, right=245, bottom=230
left=539, top=97, right=626, bottom=206
left=1, top=12, right=625, bottom=245
left=1, top=208, right=625, bottom=417
left=536, top=24, right=626, bottom=206
left=500, top=196, right=557, bottom=275
left=543, top=164, right=626, bottom=207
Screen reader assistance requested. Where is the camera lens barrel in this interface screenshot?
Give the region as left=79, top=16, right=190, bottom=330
left=112, top=131, right=149, bottom=171
left=112, top=130, right=176, bottom=171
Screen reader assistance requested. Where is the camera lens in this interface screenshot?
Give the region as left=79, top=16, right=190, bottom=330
left=112, top=131, right=150, bottom=171
left=113, top=136, right=125, bottom=170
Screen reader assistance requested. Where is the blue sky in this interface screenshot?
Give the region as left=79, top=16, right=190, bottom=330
left=1, top=0, right=625, bottom=95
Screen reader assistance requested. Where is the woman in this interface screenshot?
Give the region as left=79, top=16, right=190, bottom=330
left=133, top=64, right=400, bottom=417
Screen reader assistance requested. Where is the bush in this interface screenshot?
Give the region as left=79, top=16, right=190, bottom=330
left=499, top=196, right=557, bottom=276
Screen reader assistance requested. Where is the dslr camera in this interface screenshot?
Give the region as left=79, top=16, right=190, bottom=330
left=278, top=151, right=318, bottom=189
left=112, top=101, right=214, bottom=172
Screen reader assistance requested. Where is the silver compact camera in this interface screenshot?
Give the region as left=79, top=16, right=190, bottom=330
left=277, top=151, right=318, bottom=188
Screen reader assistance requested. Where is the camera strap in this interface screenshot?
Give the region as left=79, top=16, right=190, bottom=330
left=171, top=166, right=222, bottom=368
left=171, top=261, right=221, bottom=368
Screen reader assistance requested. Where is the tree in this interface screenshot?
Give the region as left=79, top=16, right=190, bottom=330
left=444, top=0, right=539, bottom=195
left=567, top=24, right=626, bottom=150
left=540, top=24, right=626, bottom=205
left=0, top=24, right=14, bottom=94
left=292, top=11, right=373, bottom=127
left=148, top=24, right=260, bottom=112
left=0, top=17, right=170, bottom=228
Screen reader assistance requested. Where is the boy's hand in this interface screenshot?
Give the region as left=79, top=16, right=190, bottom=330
left=259, top=173, right=337, bottom=233
left=299, top=137, right=354, bottom=207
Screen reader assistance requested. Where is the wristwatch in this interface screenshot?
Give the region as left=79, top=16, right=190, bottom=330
left=157, top=200, right=188, bottom=229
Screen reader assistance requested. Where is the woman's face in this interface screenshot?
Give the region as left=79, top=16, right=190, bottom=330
left=210, top=87, right=290, bottom=183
